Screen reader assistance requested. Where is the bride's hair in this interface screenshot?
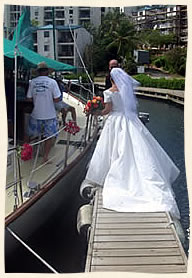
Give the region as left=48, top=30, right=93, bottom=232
left=110, top=77, right=114, bottom=84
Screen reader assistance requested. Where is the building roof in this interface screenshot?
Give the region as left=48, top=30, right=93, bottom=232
left=37, top=24, right=82, bottom=30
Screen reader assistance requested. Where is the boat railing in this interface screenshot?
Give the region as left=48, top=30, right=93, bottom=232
left=64, top=79, right=94, bottom=101
left=6, top=95, right=98, bottom=213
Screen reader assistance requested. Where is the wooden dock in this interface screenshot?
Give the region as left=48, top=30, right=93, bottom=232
left=85, top=188, right=187, bottom=273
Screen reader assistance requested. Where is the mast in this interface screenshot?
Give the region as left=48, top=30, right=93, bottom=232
left=13, top=11, right=19, bottom=210
left=52, top=7, right=57, bottom=78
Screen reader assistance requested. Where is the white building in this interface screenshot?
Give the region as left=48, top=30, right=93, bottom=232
left=35, top=25, right=92, bottom=71
left=30, top=6, right=101, bottom=27
left=4, top=5, right=95, bottom=70
left=124, top=5, right=187, bottom=45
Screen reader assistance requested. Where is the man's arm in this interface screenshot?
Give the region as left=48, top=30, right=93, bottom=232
left=26, top=80, right=33, bottom=101
left=53, top=97, right=60, bottom=103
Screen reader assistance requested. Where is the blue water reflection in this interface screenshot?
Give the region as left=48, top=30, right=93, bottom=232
left=138, top=97, right=189, bottom=253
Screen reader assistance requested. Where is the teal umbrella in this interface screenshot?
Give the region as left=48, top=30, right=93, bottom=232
left=4, top=38, right=76, bottom=71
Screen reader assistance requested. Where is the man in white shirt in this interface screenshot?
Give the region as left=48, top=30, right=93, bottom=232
left=26, top=62, right=61, bottom=163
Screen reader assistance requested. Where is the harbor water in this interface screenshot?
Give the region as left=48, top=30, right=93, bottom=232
left=5, top=97, right=189, bottom=273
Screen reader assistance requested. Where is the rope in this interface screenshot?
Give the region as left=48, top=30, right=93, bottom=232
left=6, top=227, right=59, bottom=273
left=29, top=124, right=66, bottom=147
left=68, top=24, right=95, bottom=96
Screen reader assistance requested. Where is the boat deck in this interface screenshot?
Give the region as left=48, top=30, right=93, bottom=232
left=85, top=188, right=188, bottom=273
left=6, top=93, right=94, bottom=217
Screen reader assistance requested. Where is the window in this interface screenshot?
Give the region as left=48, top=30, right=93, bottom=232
left=44, top=45, right=49, bottom=51
left=44, top=31, right=49, bottom=38
left=56, top=11, right=65, bottom=18
left=69, top=9, right=73, bottom=14
left=33, top=45, right=38, bottom=52
left=35, top=11, right=38, bottom=16
left=79, top=10, right=90, bottom=18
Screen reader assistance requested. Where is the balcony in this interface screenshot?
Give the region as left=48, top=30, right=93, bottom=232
left=58, top=45, right=74, bottom=57
left=44, top=7, right=52, bottom=11
left=44, top=15, right=52, bottom=20
left=55, top=7, right=65, bottom=10
left=58, top=58, right=74, bottom=66
left=10, top=5, right=22, bottom=12
left=58, top=32, right=73, bottom=43
left=56, top=20, right=65, bottom=25
left=55, top=11, right=65, bottom=18
left=79, top=7, right=90, bottom=10
left=44, top=19, right=52, bottom=25
left=79, top=11, right=90, bottom=19
left=58, top=52, right=74, bottom=57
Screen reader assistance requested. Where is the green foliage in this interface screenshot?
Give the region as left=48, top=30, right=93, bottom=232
left=31, top=19, right=39, bottom=27
left=134, top=74, right=185, bottom=90
left=151, top=47, right=187, bottom=77
left=138, top=30, right=177, bottom=49
left=92, top=10, right=138, bottom=73
left=164, top=47, right=187, bottom=76
left=153, top=56, right=166, bottom=68
left=123, top=55, right=137, bottom=75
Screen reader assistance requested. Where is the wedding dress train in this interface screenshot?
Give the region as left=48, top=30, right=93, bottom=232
left=85, top=88, right=180, bottom=219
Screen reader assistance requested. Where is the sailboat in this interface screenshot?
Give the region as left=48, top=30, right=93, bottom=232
left=4, top=7, right=99, bottom=260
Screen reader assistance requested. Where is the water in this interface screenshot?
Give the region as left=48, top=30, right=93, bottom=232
left=5, top=97, right=189, bottom=273
left=5, top=191, right=88, bottom=273
left=138, top=97, right=189, bottom=253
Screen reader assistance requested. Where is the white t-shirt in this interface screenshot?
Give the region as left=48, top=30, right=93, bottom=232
left=27, top=76, right=61, bottom=119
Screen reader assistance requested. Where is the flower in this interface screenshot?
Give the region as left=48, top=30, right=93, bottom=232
left=20, top=143, right=33, bottom=161
left=84, top=96, right=104, bottom=115
left=64, top=121, right=80, bottom=135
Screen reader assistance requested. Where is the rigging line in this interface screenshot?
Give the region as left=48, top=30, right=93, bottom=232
left=29, top=152, right=59, bottom=173
left=29, top=124, right=66, bottom=147
left=68, top=24, right=95, bottom=96
left=29, top=127, right=84, bottom=173
left=6, top=227, right=59, bottom=274
left=8, top=123, right=67, bottom=153
left=7, top=125, right=66, bottom=152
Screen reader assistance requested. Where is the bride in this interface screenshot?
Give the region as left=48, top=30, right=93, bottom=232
left=85, top=67, right=180, bottom=219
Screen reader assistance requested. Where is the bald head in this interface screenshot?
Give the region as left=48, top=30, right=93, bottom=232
left=109, top=59, right=118, bottom=70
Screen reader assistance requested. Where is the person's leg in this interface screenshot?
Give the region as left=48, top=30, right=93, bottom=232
left=67, top=106, right=77, bottom=123
left=24, top=116, right=39, bottom=143
left=61, top=108, right=67, bottom=126
left=42, top=118, right=58, bottom=163
left=43, top=138, right=53, bottom=163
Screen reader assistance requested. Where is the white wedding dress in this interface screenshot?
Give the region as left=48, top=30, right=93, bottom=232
left=85, top=89, right=180, bottom=219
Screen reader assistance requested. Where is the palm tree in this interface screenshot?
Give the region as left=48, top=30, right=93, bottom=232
left=106, top=19, right=138, bottom=61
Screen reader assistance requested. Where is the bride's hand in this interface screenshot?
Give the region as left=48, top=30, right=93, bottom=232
left=92, top=110, right=101, bottom=116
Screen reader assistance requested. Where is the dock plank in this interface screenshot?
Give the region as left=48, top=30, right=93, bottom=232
left=94, top=234, right=175, bottom=241
left=91, top=265, right=187, bottom=273
left=97, top=211, right=167, bottom=217
left=96, top=222, right=171, bottom=229
left=97, top=217, right=169, bottom=223
left=85, top=189, right=187, bottom=273
left=93, top=241, right=178, bottom=249
left=93, top=248, right=181, bottom=257
left=91, top=255, right=184, bottom=265
left=95, top=228, right=172, bottom=235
